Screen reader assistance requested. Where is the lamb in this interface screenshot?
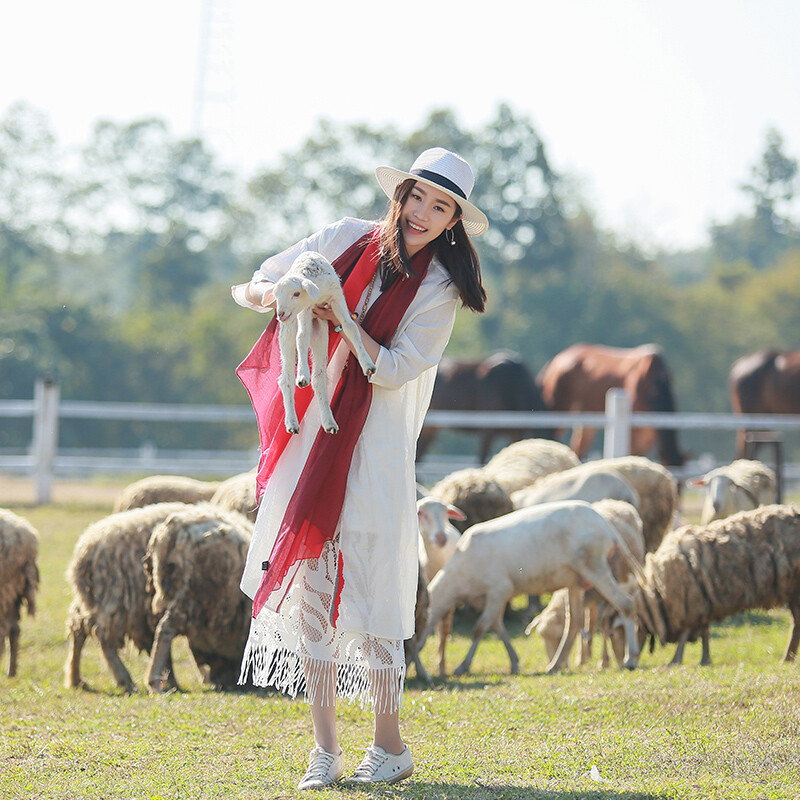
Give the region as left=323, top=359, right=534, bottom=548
left=64, top=502, right=188, bottom=692
left=417, top=496, right=466, bottom=677
left=113, top=475, right=221, bottom=512
left=211, top=471, right=258, bottom=522
left=144, top=505, right=254, bottom=692
left=0, top=509, right=40, bottom=677
left=511, top=465, right=640, bottom=510
left=422, top=499, right=644, bottom=676
left=262, top=251, right=376, bottom=435
left=688, top=459, right=777, bottom=525
left=634, top=504, right=800, bottom=666
left=481, top=438, right=580, bottom=494
left=429, top=468, right=513, bottom=534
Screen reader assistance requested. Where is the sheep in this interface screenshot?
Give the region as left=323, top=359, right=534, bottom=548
left=511, top=466, right=640, bottom=510
left=688, top=459, right=777, bottom=525
left=525, top=499, right=645, bottom=669
left=634, top=504, right=800, bottom=666
left=262, top=251, right=376, bottom=435
left=210, top=471, right=258, bottom=522
left=143, top=505, right=253, bottom=692
left=64, top=502, right=188, bottom=692
left=422, top=499, right=644, bottom=676
left=417, top=496, right=466, bottom=677
left=404, top=561, right=432, bottom=683
left=113, top=475, right=221, bottom=513
left=429, top=468, right=513, bottom=534
left=0, top=509, right=40, bottom=677
left=481, top=438, right=580, bottom=494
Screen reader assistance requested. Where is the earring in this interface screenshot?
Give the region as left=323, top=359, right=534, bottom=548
left=446, top=228, right=456, bottom=246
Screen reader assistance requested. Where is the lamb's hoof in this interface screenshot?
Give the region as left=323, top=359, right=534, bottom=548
left=323, top=424, right=339, bottom=434
left=286, top=425, right=300, bottom=435
left=452, top=663, right=469, bottom=677
left=296, top=377, right=309, bottom=388
left=365, top=366, right=376, bottom=376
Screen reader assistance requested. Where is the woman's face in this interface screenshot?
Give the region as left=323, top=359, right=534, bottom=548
left=400, top=182, right=461, bottom=256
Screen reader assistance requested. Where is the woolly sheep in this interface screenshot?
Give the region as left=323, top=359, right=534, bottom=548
left=429, top=468, right=513, bottom=534
left=404, top=561, right=432, bottom=683
left=0, top=509, right=40, bottom=677
left=262, top=251, right=376, bottom=435
left=211, top=471, right=258, bottom=522
left=144, top=504, right=253, bottom=692
left=64, top=502, right=188, bottom=692
left=688, top=459, right=777, bottom=525
left=422, top=499, right=643, bottom=676
left=113, top=475, right=221, bottom=513
left=511, top=466, right=640, bottom=510
left=482, top=438, right=580, bottom=494
left=634, top=504, right=800, bottom=666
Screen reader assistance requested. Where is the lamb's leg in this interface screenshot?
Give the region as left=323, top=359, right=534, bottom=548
left=308, top=317, right=338, bottom=434
left=7, top=620, right=19, bottom=677
left=576, top=565, right=633, bottom=618
left=329, top=294, right=376, bottom=376
left=147, top=612, right=182, bottom=693
left=490, top=617, right=520, bottom=675
left=547, top=588, right=585, bottom=673
left=99, top=640, right=136, bottom=693
left=295, top=309, right=313, bottom=388
left=453, top=592, right=508, bottom=677
left=669, top=629, right=690, bottom=665
left=619, top=613, right=639, bottom=670
left=64, top=622, right=87, bottom=688
left=784, top=602, right=800, bottom=662
left=437, top=611, right=453, bottom=677
left=698, top=626, right=712, bottom=666
left=277, top=319, right=300, bottom=433
left=580, top=602, right=598, bottom=665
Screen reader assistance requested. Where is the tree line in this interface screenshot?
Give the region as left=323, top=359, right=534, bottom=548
left=1, top=101, right=799, bottom=458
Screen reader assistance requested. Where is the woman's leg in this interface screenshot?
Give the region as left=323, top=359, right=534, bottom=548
left=306, top=660, right=339, bottom=754
left=371, top=669, right=405, bottom=754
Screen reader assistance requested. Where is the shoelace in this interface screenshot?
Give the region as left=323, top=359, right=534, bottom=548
left=305, top=748, right=338, bottom=781
left=353, top=747, right=386, bottom=777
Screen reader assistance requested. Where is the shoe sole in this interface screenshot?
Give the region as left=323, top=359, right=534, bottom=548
left=389, top=764, right=414, bottom=784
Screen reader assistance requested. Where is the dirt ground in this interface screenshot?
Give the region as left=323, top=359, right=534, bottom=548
left=0, top=474, right=127, bottom=508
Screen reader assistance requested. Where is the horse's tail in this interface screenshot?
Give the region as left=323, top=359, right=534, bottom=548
left=645, top=350, right=685, bottom=467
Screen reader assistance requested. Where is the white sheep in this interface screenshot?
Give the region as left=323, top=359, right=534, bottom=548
left=511, top=466, right=640, bottom=510
left=113, top=475, right=221, bottom=513
left=481, top=438, right=580, bottom=494
left=429, top=468, right=513, bottom=534
left=210, top=471, right=258, bottom=522
left=422, top=499, right=644, bottom=676
left=0, top=508, right=40, bottom=677
left=688, top=458, right=777, bottom=525
left=262, top=251, right=376, bottom=435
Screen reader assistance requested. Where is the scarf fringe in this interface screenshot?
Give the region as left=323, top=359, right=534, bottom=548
left=239, top=635, right=406, bottom=714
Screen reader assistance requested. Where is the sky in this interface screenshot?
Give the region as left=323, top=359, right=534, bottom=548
left=3, top=0, right=800, bottom=252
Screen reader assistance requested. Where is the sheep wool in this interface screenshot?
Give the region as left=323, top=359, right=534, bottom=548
left=482, top=438, right=580, bottom=494
left=113, top=475, right=221, bottom=513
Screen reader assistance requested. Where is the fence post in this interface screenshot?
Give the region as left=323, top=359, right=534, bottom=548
left=604, top=388, right=631, bottom=458
left=32, top=377, right=60, bottom=505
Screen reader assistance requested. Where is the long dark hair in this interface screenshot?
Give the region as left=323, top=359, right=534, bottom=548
left=377, top=178, right=486, bottom=312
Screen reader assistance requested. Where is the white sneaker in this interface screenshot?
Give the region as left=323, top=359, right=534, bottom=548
left=348, top=744, right=414, bottom=784
left=297, top=746, right=344, bottom=790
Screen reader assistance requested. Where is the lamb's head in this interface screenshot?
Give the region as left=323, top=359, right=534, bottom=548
left=417, top=497, right=465, bottom=548
left=270, top=275, right=321, bottom=323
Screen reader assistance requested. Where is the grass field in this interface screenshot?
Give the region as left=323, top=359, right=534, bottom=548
left=2, top=479, right=800, bottom=799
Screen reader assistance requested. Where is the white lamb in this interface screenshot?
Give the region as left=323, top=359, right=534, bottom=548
left=262, top=251, right=376, bottom=435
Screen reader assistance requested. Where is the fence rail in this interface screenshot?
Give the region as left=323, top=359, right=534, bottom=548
left=3, top=379, right=800, bottom=504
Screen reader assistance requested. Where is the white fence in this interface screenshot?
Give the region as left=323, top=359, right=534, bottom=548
left=3, top=379, right=800, bottom=504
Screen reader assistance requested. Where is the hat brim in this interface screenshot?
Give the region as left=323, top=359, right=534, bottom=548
left=375, top=165, right=488, bottom=236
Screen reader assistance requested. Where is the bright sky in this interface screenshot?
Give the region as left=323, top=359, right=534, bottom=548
left=3, top=0, right=800, bottom=251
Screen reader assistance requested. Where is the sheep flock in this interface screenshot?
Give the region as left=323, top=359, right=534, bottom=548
left=2, top=444, right=799, bottom=693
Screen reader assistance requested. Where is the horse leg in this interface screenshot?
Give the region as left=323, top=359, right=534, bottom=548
left=630, top=427, right=656, bottom=457
left=570, top=426, right=596, bottom=458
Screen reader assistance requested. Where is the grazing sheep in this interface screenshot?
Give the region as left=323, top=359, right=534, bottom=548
left=526, top=500, right=645, bottom=669
left=211, top=471, right=258, bottom=522
left=262, top=250, right=376, bottom=435
left=64, top=502, right=187, bottom=692
left=511, top=466, right=640, bottom=510
left=634, top=504, right=800, bottom=666
left=482, top=438, right=580, bottom=494
left=144, top=505, right=253, bottom=692
left=113, top=475, right=221, bottom=513
left=404, top=561, right=432, bottom=683
left=422, top=500, right=643, bottom=676
left=417, top=496, right=466, bottom=677
left=688, top=459, right=777, bottom=525
left=430, top=468, right=513, bottom=534
left=0, top=509, right=40, bottom=677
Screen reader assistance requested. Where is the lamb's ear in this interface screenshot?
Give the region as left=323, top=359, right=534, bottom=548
left=447, top=504, right=467, bottom=521
left=301, top=279, right=321, bottom=301
left=686, top=476, right=708, bottom=488
left=261, top=288, right=276, bottom=307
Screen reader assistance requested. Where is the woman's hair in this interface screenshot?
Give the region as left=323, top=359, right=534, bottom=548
left=378, top=178, right=486, bottom=313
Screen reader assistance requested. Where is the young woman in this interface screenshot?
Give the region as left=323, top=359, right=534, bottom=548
left=232, top=147, right=488, bottom=789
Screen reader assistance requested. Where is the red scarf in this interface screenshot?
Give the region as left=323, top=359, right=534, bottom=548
left=236, top=227, right=433, bottom=619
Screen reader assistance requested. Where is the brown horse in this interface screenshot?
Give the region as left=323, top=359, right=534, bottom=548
left=537, top=343, right=685, bottom=466
left=417, top=351, right=553, bottom=462
left=730, top=349, right=800, bottom=457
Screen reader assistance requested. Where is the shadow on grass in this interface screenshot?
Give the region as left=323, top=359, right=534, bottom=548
left=339, top=780, right=670, bottom=799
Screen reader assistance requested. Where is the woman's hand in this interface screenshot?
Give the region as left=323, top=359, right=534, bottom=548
left=311, top=303, right=341, bottom=327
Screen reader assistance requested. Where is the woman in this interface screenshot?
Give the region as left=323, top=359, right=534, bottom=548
left=232, top=147, right=488, bottom=789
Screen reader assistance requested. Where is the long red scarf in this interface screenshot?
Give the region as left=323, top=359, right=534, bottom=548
left=236, top=227, right=433, bottom=619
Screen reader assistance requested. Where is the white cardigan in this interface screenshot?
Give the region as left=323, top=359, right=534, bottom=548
left=234, top=217, right=460, bottom=640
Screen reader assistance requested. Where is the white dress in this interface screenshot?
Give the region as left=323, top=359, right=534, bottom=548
left=233, top=217, right=459, bottom=711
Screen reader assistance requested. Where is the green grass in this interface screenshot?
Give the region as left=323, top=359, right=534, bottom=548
left=2, top=495, right=800, bottom=799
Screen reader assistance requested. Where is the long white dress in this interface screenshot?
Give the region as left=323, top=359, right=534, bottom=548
left=233, top=217, right=459, bottom=711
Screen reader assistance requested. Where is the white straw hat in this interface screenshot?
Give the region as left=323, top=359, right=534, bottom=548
left=375, top=147, right=489, bottom=236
